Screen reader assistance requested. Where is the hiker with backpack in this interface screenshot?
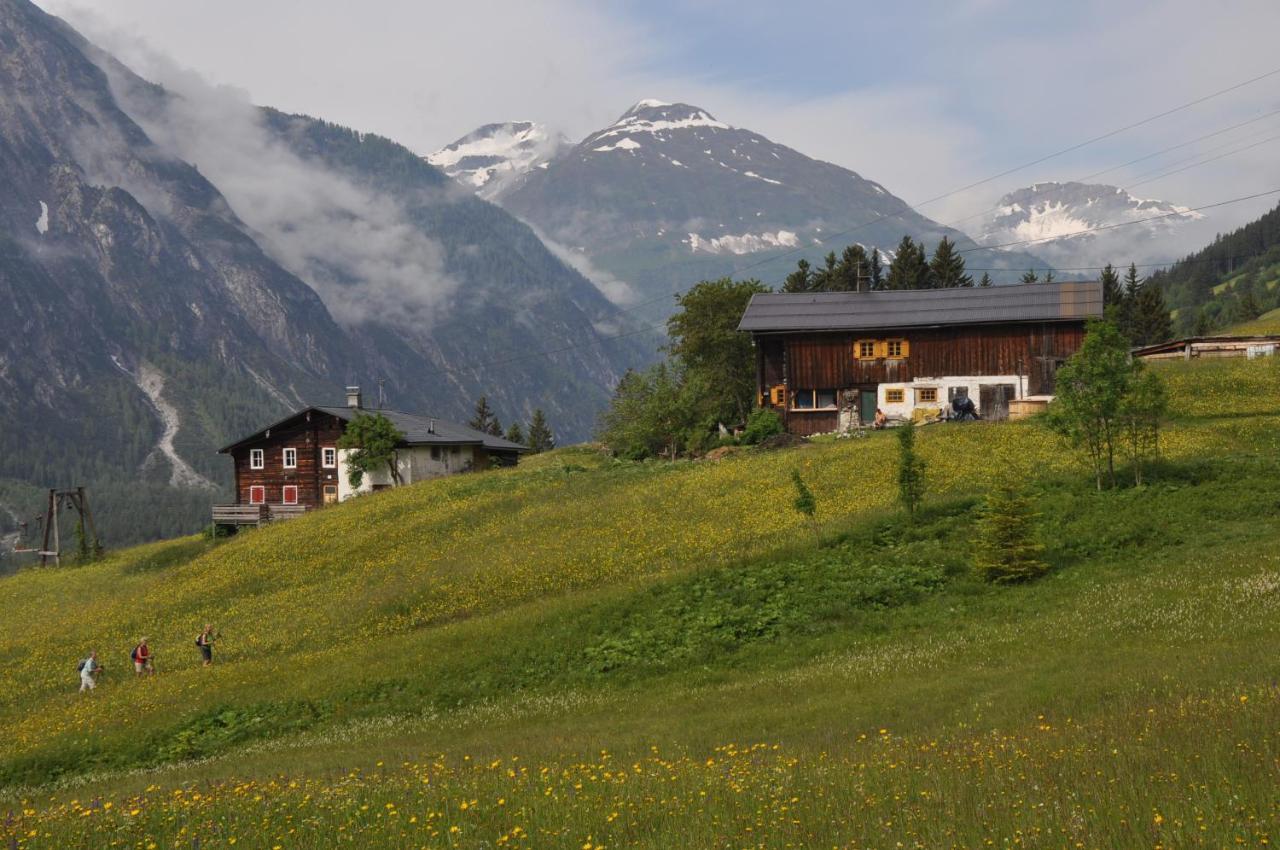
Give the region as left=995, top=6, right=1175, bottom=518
left=78, top=651, right=101, bottom=692
left=195, top=624, right=219, bottom=666
left=131, top=637, right=154, bottom=675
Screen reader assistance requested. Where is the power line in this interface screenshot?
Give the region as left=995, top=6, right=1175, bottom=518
left=675, top=64, right=1280, bottom=281
left=1124, top=132, right=1280, bottom=191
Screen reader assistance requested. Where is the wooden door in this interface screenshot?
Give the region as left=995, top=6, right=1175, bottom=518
left=860, top=389, right=877, bottom=424
left=980, top=384, right=1017, bottom=421
left=322, top=485, right=338, bottom=505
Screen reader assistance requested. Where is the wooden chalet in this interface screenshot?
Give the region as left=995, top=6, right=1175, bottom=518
left=738, top=280, right=1104, bottom=435
left=213, top=387, right=525, bottom=528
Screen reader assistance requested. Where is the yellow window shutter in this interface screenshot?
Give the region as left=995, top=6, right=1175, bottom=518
left=874, top=340, right=889, bottom=358
left=899, top=339, right=910, bottom=357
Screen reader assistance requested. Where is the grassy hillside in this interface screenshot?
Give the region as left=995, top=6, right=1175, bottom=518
left=1229, top=305, right=1280, bottom=335
left=2, top=357, right=1279, bottom=848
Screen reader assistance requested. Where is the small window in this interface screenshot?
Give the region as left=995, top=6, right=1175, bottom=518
left=282, top=448, right=297, bottom=469
left=282, top=485, right=298, bottom=505
left=431, top=446, right=441, bottom=461
left=249, top=449, right=264, bottom=470
left=815, top=389, right=837, bottom=408
left=856, top=339, right=877, bottom=359
left=886, top=339, right=906, bottom=358
left=792, top=389, right=837, bottom=410
left=451, top=446, right=460, bottom=456
left=916, top=387, right=938, bottom=403
left=885, top=388, right=905, bottom=404
left=248, top=485, right=265, bottom=505
left=793, top=389, right=815, bottom=410
left=321, top=447, right=336, bottom=468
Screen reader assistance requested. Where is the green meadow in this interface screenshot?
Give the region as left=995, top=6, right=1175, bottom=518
left=2, top=357, right=1278, bottom=849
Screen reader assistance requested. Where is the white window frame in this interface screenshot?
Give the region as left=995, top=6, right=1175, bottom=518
left=282, top=448, right=298, bottom=469
left=282, top=485, right=299, bottom=505
left=248, top=485, right=265, bottom=505
left=322, top=447, right=337, bottom=468
left=249, top=449, right=264, bottom=470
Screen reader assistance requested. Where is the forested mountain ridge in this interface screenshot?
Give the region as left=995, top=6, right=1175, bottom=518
left=1147, top=201, right=1280, bottom=334
left=0, top=0, right=653, bottom=549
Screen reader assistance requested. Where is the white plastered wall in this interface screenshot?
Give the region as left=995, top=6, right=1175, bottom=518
left=337, top=445, right=476, bottom=501
left=876, top=375, right=1028, bottom=419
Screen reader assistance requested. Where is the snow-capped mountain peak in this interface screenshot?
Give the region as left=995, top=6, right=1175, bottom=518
left=984, top=181, right=1202, bottom=244
left=982, top=181, right=1203, bottom=268
left=586, top=101, right=732, bottom=149
left=427, top=121, right=566, bottom=199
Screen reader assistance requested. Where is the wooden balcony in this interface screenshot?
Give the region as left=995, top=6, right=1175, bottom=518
left=211, top=503, right=308, bottom=529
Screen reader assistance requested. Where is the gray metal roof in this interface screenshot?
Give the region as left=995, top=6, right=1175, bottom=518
left=738, top=280, right=1104, bottom=333
left=315, top=408, right=527, bottom=452
left=220, top=406, right=527, bottom=453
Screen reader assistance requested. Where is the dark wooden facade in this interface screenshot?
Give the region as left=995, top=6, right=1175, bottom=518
left=229, top=410, right=346, bottom=511
left=757, top=321, right=1086, bottom=436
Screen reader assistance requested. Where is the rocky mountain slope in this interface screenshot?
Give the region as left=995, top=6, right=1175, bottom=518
left=445, top=100, right=1050, bottom=306
left=0, top=0, right=651, bottom=547
left=982, top=181, right=1202, bottom=268
left=427, top=121, right=566, bottom=200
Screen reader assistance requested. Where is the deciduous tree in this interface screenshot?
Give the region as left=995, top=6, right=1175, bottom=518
left=337, top=412, right=405, bottom=489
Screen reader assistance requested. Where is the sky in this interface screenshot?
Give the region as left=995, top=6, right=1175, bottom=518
left=36, top=0, right=1280, bottom=245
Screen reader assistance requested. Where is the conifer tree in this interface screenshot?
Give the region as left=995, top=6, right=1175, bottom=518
left=973, top=482, right=1047, bottom=583
left=929, top=237, right=973, bottom=288
left=782, top=258, right=812, bottom=293
left=527, top=409, right=555, bottom=453
left=1044, top=270, right=1056, bottom=284
left=504, top=421, right=525, bottom=445
left=886, top=236, right=932, bottom=290
left=869, top=248, right=884, bottom=290
left=1020, top=269, right=1040, bottom=284
left=1238, top=288, right=1262, bottom=321
left=896, top=420, right=926, bottom=516
left=1131, top=278, right=1173, bottom=345
left=469, top=396, right=499, bottom=434
left=979, top=272, right=993, bottom=288
left=1100, top=263, right=1123, bottom=309
left=838, top=244, right=871, bottom=292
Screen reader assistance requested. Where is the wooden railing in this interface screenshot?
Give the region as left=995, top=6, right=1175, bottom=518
left=212, top=504, right=268, bottom=527
left=212, top=503, right=309, bottom=528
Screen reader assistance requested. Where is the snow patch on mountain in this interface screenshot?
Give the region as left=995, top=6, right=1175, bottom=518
left=593, top=137, right=641, bottom=153
left=35, top=201, right=48, bottom=235
left=428, top=121, right=565, bottom=200
left=589, top=102, right=731, bottom=145
left=687, top=230, right=799, bottom=255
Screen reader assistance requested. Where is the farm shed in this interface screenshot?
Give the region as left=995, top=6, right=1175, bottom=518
left=738, top=281, right=1103, bottom=435
left=1132, top=335, right=1280, bottom=361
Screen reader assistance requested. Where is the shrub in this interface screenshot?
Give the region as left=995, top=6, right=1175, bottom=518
left=973, top=482, right=1047, bottom=583
left=896, top=420, right=926, bottom=516
left=742, top=407, right=784, bottom=445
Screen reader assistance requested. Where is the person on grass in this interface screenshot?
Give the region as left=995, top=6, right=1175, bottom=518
left=196, top=624, right=218, bottom=666
left=873, top=408, right=888, bottom=430
left=131, top=637, right=154, bottom=675
left=78, top=651, right=101, bottom=692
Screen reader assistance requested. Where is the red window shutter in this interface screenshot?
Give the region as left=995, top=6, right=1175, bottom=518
left=283, top=486, right=298, bottom=505
left=249, top=486, right=265, bottom=505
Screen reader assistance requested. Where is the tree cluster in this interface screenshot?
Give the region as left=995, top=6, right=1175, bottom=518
left=597, top=278, right=767, bottom=459
left=469, top=397, right=555, bottom=453
left=1043, top=319, right=1169, bottom=490
left=783, top=236, right=982, bottom=293
left=1101, top=263, right=1172, bottom=347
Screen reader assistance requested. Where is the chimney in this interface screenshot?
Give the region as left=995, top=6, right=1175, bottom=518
left=428, top=418, right=436, bottom=434
left=345, top=386, right=362, bottom=410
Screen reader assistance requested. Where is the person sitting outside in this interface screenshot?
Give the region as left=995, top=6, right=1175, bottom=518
left=873, top=408, right=888, bottom=430
left=78, top=651, right=101, bottom=692
left=131, top=638, right=154, bottom=675
left=951, top=394, right=978, bottom=421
